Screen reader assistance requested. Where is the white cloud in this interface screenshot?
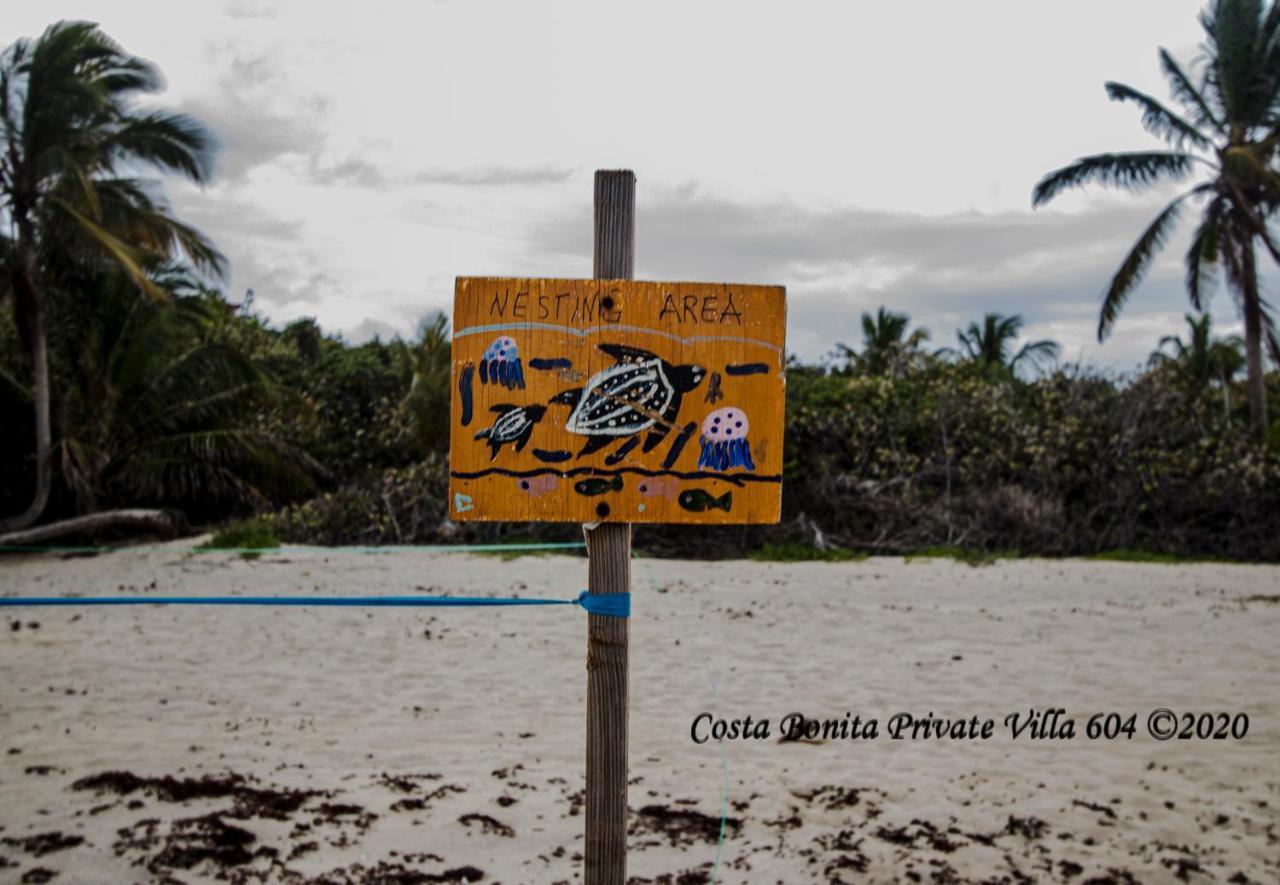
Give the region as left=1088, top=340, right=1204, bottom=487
left=3, top=0, right=1255, bottom=366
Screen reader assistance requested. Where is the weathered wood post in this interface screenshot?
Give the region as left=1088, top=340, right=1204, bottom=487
left=448, top=171, right=784, bottom=883
left=584, top=168, right=634, bottom=883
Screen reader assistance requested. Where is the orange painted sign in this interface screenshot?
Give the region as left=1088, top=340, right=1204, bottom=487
left=449, top=277, right=785, bottom=524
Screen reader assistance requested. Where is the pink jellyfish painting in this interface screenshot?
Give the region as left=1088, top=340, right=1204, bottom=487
left=480, top=336, right=525, bottom=389
left=697, top=406, right=755, bottom=471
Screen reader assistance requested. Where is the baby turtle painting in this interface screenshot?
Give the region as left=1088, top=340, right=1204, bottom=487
left=474, top=404, right=546, bottom=460
left=548, top=344, right=705, bottom=457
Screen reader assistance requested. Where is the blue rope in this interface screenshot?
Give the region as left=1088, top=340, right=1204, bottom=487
left=0, top=591, right=630, bottom=617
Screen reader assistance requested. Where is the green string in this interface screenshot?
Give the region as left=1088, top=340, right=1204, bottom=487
left=698, top=653, right=731, bottom=884
left=0, top=541, right=587, bottom=555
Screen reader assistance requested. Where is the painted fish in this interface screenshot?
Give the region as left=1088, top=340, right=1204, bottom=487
left=516, top=474, right=559, bottom=497
left=573, top=475, right=624, bottom=496
left=678, top=488, right=732, bottom=513
left=637, top=476, right=680, bottom=500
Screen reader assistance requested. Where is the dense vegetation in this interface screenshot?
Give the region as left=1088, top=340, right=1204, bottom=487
left=10, top=291, right=1276, bottom=560
left=3, top=9, right=1279, bottom=560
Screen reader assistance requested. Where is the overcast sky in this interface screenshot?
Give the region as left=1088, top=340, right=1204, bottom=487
left=5, top=0, right=1255, bottom=369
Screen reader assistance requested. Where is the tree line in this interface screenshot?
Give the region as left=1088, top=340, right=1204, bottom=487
left=2, top=7, right=1279, bottom=558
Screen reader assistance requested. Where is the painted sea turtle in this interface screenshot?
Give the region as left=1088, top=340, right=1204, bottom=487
left=474, top=404, right=546, bottom=460
left=548, top=344, right=705, bottom=457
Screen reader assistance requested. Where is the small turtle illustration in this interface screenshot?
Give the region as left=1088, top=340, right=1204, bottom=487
left=548, top=344, right=705, bottom=457
left=474, top=404, right=546, bottom=460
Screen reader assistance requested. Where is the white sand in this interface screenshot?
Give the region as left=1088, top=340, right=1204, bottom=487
left=1, top=546, right=1277, bottom=883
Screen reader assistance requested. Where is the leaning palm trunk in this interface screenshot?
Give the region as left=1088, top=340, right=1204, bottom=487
left=0, top=257, right=52, bottom=532
left=1241, top=238, right=1268, bottom=435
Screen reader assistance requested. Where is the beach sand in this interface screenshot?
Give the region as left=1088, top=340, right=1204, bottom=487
left=1, top=545, right=1277, bottom=883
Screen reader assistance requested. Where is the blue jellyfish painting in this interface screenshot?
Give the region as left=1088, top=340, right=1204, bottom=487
left=697, top=406, right=755, bottom=471
left=480, top=336, right=525, bottom=389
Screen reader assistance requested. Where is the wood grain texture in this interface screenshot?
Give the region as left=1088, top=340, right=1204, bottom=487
left=447, top=276, right=786, bottom=524
left=584, top=169, right=632, bottom=885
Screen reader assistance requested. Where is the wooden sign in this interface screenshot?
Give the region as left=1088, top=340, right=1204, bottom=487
left=448, top=277, right=786, bottom=524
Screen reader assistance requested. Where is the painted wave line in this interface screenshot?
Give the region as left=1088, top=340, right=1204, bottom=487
left=453, top=321, right=783, bottom=355
left=451, top=466, right=782, bottom=487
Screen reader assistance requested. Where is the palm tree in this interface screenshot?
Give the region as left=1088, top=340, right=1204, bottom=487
left=838, top=306, right=931, bottom=376
left=403, top=312, right=452, bottom=455
left=1149, top=312, right=1245, bottom=419
left=1033, top=0, right=1280, bottom=437
left=0, top=21, right=223, bottom=531
left=54, top=267, right=318, bottom=513
left=948, top=313, right=1060, bottom=373
left=1148, top=312, right=1245, bottom=380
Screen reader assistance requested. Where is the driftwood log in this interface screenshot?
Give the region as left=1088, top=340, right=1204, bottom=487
left=0, top=509, right=183, bottom=547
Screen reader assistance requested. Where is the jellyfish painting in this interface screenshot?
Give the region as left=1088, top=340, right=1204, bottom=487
left=479, top=336, right=525, bottom=389
left=697, top=406, right=755, bottom=471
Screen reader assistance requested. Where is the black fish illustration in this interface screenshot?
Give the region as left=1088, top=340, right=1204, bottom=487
left=573, top=475, right=624, bottom=496
left=678, top=489, right=732, bottom=513
left=457, top=363, right=475, bottom=426
left=474, top=404, right=546, bottom=460
left=725, top=362, right=769, bottom=376
left=530, top=357, right=572, bottom=371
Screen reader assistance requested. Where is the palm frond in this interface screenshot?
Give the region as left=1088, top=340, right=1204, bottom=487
left=114, top=429, right=318, bottom=507
left=1205, top=0, right=1269, bottom=124
left=1186, top=195, right=1227, bottom=310
left=1264, top=312, right=1280, bottom=363
left=1099, top=195, right=1190, bottom=339
left=1160, top=48, right=1225, bottom=132
left=1105, top=81, right=1213, bottom=149
left=51, top=196, right=167, bottom=300
left=1033, top=152, right=1195, bottom=207
left=101, top=111, right=215, bottom=184
left=1010, top=339, right=1060, bottom=372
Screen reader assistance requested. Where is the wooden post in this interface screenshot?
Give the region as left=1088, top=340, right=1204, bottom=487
left=584, top=169, right=633, bottom=884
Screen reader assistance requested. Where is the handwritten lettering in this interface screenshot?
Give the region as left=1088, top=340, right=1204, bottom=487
left=658, top=291, right=744, bottom=325
left=487, top=289, right=624, bottom=325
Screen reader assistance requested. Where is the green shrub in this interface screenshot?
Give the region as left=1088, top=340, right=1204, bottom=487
left=202, top=519, right=280, bottom=551
left=1087, top=549, right=1230, bottom=565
